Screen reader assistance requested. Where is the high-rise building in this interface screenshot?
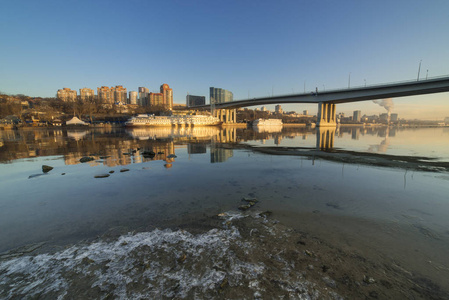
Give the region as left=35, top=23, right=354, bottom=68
left=303, top=110, right=308, bottom=115
left=186, top=95, right=206, bottom=107
left=79, top=88, right=95, bottom=101
left=129, top=91, right=138, bottom=105
left=113, top=85, right=127, bottom=104
left=160, top=84, right=173, bottom=110
left=353, top=110, right=362, bottom=122
left=148, top=92, right=164, bottom=107
left=390, top=113, right=398, bottom=122
left=275, top=105, right=283, bottom=114
left=97, top=86, right=114, bottom=103
left=56, top=88, right=77, bottom=102
left=138, top=87, right=149, bottom=106
left=210, top=87, right=233, bottom=104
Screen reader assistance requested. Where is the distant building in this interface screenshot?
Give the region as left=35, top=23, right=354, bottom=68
left=390, top=113, right=398, bottom=122
left=210, top=87, right=233, bottom=104
left=275, top=105, right=283, bottom=114
left=56, top=88, right=77, bottom=102
left=129, top=91, right=138, bottom=105
left=138, top=87, right=149, bottom=106
left=97, top=86, right=114, bottom=103
left=445, top=117, right=449, bottom=125
left=79, top=88, right=95, bottom=101
left=303, top=110, right=308, bottom=115
left=186, top=95, right=206, bottom=107
left=261, top=106, right=266, bottom=112
left=379, top=113, right=389, bottom=123
left=113, top=85, right=127, bottom=104
left=161, top=84, right=173, bottom=110
left=148, top=84, right=173, bottom=110
left=353, top=110, right=361, bottom=122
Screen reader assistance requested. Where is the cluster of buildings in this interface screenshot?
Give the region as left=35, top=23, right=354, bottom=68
left=56, top=84, right=173, bottom=110
left=338, top=110, right=399, bottom=124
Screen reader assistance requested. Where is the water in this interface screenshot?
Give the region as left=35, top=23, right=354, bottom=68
left=1, top=126, right=449, bottom=298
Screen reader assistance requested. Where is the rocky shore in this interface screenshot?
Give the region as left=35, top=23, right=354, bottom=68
left=1, top=211, right=447, bottom=299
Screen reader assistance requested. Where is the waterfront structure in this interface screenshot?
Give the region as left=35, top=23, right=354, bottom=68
left=97, top=86, right=114, bottom=104
left=210, top=87, right=233, bottom=104
left=129, top=91, right=138, bottom=105
left=138, top=87, right=149, bottom=106
left=113, top=85, right=127, bottom=104
left=56, top=88, right=77, bottom=102
left=79, top=88, right=95, bottom=101
left=353, top=110, right=362, bottom=122
left=124, top=114, right=222, bottom=127
left=186, top=95, right=206, bottom=107
left=275, top=105, right=283, bottom=114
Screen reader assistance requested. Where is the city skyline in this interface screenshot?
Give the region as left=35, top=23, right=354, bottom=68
left=1, top=1, right=449, bottom=119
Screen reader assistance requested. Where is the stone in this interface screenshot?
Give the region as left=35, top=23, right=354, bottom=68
left=167, top=154, right=177, bottom=158
left=94, top=174, right=110, bottom=178
left=42, top=165, right=53, bottom=173
left=109, top=170, right=115, bottom=174
left=120, top=168, right=130, bottom=172
left=80, top=156, right=95, bottom=163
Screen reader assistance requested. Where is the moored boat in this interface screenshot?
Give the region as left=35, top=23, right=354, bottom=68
left=125, top=114, right=222, bottom=127
left=252, top=118, right=283, bottom=126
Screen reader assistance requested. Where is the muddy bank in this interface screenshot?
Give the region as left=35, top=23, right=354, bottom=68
left=1, top=211, right=447, bottom=299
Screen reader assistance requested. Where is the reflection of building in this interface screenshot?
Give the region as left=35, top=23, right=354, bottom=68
left=353, top=110, right=361, bottom=122
left=57, top=88, right=77, bottom=102
left=188, top=143, right=207, bottom=154
left=210, top=147, right=233, bottom=163
left=210, top=87, right=233, bottom=103
left=351, top=128, right=360, bottom=140
left=186, top=95, right=206, bottom=107
left=79, top=88, right=95, bottom=101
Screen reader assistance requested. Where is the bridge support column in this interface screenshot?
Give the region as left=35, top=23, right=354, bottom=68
left=214, top=109, right=236, bottom=124
left=316, top=102, right=337, bottom=127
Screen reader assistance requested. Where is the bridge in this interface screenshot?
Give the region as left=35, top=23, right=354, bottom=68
left=195, top=76, right=449, bottom=126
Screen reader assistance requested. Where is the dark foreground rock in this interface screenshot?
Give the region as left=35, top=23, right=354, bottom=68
left=42, top=165, right=53, bottom=173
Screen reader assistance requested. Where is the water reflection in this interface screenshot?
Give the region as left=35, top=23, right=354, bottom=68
left=1, top=126, right=449, bottom=168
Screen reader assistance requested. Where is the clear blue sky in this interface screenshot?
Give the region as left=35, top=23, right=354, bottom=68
left=1, top=0, right=448, bottom=119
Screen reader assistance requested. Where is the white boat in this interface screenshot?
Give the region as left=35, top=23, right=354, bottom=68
left=125, top=114, right=222, bottom=127
left=252, top=118, right=283, bottom=126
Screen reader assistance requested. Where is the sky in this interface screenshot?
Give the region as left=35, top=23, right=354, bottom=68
left=1, top=0, right=448, bottom=119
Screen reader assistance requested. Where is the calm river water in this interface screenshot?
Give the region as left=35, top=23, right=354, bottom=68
left=1, top=125, right=449, bottom=299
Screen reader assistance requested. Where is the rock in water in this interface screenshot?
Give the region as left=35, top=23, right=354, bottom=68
left=120, top=168, right=130, bottom=172
left=94, top=174, right=110, bottom=178
left=80, top=157, right=95, bottom=163
left=42, top=165, right=53, bottom=173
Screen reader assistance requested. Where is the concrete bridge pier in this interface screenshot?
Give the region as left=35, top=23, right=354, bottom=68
left=214, top=109, right=237, bottom=124
left=316, top=102, right=337, bottom=127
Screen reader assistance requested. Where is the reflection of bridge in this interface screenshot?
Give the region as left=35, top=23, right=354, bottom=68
left=197, top=76, right=449, bottom=126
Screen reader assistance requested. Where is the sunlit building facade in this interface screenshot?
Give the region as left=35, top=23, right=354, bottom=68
left=57, top=88, right=77, bottom=102
left=97, top=86, right=114, bottom=104
left=353, top=110, right=362, bottom=122
left=129, top=91, right=138, bottom=105
left=79, top=88, right=95, bottom=101
left=138, top=87, right=149, bottom=106
left=113, top=85, right=127, bottom=104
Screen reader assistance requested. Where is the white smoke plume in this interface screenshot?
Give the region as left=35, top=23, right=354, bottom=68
left=373, top=98, right=394, bottom=112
